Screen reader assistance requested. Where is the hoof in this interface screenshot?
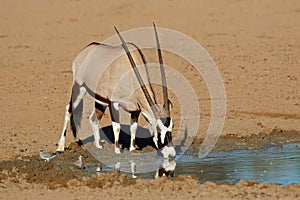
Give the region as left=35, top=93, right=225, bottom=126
left=55, top=147, right=65, bottom=153
left=115, top=148, right=121, bottom=154
left=56, top=150, right=64, bottom=154
left=95, top=145, right=103, bottom=149
left=129, top=146, right=136, bottom=152
left=94, top=142, right=103, bottom=149
left=56, top=138, right=66, bottom=151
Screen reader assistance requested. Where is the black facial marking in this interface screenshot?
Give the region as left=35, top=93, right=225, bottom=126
left=157, top=127, right=173, bottom=149
left=164, top=117, right=171, bottom=127
left=166, top=131, right=173, bottom=147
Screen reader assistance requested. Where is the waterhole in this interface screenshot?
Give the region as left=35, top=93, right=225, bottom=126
left=84, top=143, right=300, bottom=185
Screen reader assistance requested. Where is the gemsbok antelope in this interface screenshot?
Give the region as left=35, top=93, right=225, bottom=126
left=56, top=24, right=176, bottom=159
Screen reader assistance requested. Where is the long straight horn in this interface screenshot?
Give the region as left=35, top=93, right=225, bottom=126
left=153, top=23, right=170, bottom=116
left=114, top=26, right=159, bottom=119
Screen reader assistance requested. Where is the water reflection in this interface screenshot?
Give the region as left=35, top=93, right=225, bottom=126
left=84, top=158, right=176, bottom=179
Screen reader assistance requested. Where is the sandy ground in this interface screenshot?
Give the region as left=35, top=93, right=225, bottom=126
left=0, top=0, right=300, bottom=199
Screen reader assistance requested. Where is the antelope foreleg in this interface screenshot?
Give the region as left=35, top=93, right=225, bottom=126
left=129, top=122, right=137, bottom=151
left=129, top=111, right=140, bottom=151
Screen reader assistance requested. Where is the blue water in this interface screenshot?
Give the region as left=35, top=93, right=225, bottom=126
left=176, top=143, right=300, bottom=185
left=85, top=143, right=300, bottom=185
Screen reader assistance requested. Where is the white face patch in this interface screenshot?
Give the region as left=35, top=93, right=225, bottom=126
left=160, top=129, right=167, bottom=144
left=156, top=119, right=173, bottom=144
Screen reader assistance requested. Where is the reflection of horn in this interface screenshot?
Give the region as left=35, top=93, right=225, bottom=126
left=153, top=23, right=170, bottom=117
left=114, top=26, right=159, bottom=118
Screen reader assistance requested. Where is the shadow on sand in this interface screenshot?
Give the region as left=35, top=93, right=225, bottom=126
left=79, top=125, right=157, bottom=151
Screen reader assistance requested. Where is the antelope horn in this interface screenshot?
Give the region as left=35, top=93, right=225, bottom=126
left=114, top=26, right=159, bottom=119
left=153, top=23, right=170, bottom=117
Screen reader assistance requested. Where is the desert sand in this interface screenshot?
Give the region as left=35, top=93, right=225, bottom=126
left=0, top=0, right=300, bottom=199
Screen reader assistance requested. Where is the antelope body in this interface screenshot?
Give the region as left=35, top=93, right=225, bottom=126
left=56, top=25, right=176, bottom=159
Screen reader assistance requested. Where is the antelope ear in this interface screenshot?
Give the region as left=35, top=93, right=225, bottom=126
left=142, top=112, right=154, bottom=126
